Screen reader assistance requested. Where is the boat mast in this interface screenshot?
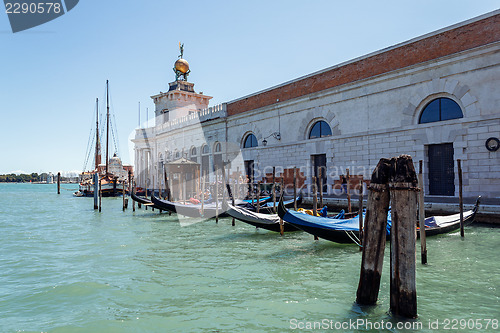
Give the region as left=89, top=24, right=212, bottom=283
left=95, top=98, right=101, bottom=172
left=106, top=80, right=110, bottom=176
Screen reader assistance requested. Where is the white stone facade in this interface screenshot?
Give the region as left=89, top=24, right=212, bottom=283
left=133, top=13, right=500, bottom=199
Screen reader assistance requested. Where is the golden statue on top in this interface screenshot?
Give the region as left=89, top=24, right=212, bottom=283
left=174, top=42, right=190, bottom=81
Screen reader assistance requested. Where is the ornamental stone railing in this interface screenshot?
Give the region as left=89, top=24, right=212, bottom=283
left=135, top=103, right=227, bottom=140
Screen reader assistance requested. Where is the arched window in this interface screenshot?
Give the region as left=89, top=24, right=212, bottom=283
left=202, top=145, right=209, bottom=154
left=214, top=142, right=222, bottom=153
left=309, top=120, right=332, bottom=139
left=191, top=147, right=197, bottom=156
left=419, top=98, right=463, bottom=124
left=213, top=142, right=222, bottom=171
left=243, top=134, right=258, bottom=148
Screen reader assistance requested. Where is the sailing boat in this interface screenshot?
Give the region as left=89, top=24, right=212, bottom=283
left=75, top=80, right=127, bottom=197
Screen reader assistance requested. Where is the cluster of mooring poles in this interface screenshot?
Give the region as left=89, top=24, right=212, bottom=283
left=356, top=154, right=467, bottom=318
left=60, top=152, right=472, bottom=318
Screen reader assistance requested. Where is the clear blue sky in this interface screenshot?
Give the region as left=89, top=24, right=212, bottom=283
left=0, top=0, right=498, bottom=174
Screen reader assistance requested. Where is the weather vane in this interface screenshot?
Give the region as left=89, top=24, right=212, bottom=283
left=173, top=42, right=190, bottom=81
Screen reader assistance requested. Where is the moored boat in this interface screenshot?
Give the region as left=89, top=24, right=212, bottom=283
left=151, top=193, right=228, bottom=218
left=76, top=81, right=129, bottom=197
left=223, top=201, right=299, bottom=232
left=277, top=196, right=481, bottom=244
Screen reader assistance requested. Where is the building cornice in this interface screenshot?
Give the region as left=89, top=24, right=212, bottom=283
left=227, top=10, right=500, bottom=116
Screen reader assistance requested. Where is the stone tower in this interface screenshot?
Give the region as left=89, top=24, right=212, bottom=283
left=151, top=43, right=212, bottom=125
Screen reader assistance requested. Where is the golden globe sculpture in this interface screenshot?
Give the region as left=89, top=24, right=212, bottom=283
left=174, top=58, right=190, bottom=74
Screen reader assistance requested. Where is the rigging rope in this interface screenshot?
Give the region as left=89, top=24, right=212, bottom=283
left=82, top=106, right=97, bottom=172
left=344, top=230, right=362, bottom=248
left=83, top=133, right=96, bottom=172
left=109, top=91, right=120, bottom=156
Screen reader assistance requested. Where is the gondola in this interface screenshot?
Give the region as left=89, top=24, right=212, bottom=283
left=256, top=196, right=302, bottom=214
left=222, top=201, right=299, bottom=232
left=131, top=190, right=153, bottom=205
left=238, top=196, right=302, bottom=213
left=277, top=196, right=481, bottom=244
left=131, top=190, right=163, bottom=210
left=151, top=193, right=229, bottom=218
left=236, top=196, right=272, bottom=206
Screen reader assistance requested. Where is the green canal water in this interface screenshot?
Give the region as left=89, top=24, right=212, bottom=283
left=1, top=183, right=499, bottom=332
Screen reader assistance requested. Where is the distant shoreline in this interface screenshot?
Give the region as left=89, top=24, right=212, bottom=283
left=0, top=181, right=79, bottom=184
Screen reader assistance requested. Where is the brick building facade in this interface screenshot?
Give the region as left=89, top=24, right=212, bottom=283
left=133, top=10, right=500, bottom=201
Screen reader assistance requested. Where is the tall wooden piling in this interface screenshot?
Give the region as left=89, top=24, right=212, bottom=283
left=251, top=183, right=255, bottom=207
left=228, top=177, right=236, bottom=226
left=201, top=175, right=205, bottom=216
left=272, top=167, right=276, bottom=213
left=222, top=167, right=227, bottom=208
left=293, top=167, right=297, bottom=211
left=356, top=158, right=391, bottom=305
left=132, top=182, right=136, bottom=212
left=313, top=176, right=318, bottom=240
left=221, top=164, right=235, bottom=226
left=458, top=159, right=464, bottom=238
left=57, top=172, right=61, bottom=194
left=98, top=177, right=102, bottom=212
left=256, top=184, right=260, bottom=213
left=346, top=169, right=351, bottom=213
left=215, top=169, right=219, bottom=223
left=93, top=173, right=98, bottom=210
left=389, top=155, right=418, bottom=318
left=122, top=181, right=126, bottom=211
left=358, top=177, right=364, bottom=250
left=319, top=168, right=323, bottom=208
left=165, top=170, right=171, bottom=201
left=418, top=160, right=427, bottom=264
left=128, top=171, right=132, bottom=194
left=279, top=178, right=285, bottom=236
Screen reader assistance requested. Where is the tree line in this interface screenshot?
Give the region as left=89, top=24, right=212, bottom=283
left=0, top=173, right=49, bottom=183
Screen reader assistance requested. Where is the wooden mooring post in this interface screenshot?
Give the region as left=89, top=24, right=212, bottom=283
left=389, top=155, right=418, bottom=318
left=98, top=177, right=102, bottom=212
left=272, top=167, right=276, bottom=213
left=215, top=169, right=219, bottom=223
left=312, top=176, right=318, bottom=240
left=256, top=183, right=260, bottom=213
left=293, top=167, right=297, bottom=211
left=458, top=159, right=464, bottom=238
left=279, top=178, right=284, bottom=236
left=165, top=171, right=171, bottom=215
left=346, top=169, right=351, bottom=213
left=57, top=172, right=61, bottom=194
left=418, top=160, right=427, bottom=264
left=229, top=178, right=236, bottom=226
left=356, top=158, right=391, bottom=305
left=93, top=173, right=99, bottom=210
left=319, top=167, right=323, bottom=208
left=122, top=181, right=126, bottom=211
left=357, top=155, right=419, bottom=319
left=132, top=182, right=136, bottom=212
left=358, top=177, right=364, bottom=250
left=201, top=175, right=205, bottom=216
left=222, top=164, right=236, bottom=226
left=226, top=182, right=237, bottom=227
